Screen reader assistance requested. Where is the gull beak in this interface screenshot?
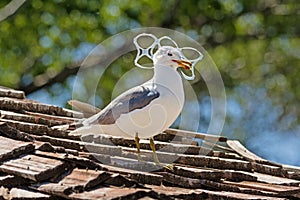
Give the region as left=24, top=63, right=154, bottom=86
left=172, top=59, right=192, bottom=70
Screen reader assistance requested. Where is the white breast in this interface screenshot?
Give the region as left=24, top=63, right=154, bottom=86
left=100, top=66, right=185, bottom=139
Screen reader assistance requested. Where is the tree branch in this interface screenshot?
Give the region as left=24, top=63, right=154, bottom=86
left=19, top=62, right=81, bottom=94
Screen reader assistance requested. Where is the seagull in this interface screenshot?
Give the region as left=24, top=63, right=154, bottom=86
left=70, top=46, right=192, bottom=169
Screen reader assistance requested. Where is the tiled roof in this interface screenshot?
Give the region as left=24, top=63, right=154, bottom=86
left=0, top=86, right=299, bottom=199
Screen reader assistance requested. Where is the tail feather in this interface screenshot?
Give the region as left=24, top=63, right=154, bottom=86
left=68, top=124, right=103, bottom=137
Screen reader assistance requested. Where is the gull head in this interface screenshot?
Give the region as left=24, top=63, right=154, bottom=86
left=153, top=46, right=192, bottom=70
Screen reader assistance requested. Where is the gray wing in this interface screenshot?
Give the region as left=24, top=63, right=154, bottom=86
left=83, top=85, right=160, bottom=125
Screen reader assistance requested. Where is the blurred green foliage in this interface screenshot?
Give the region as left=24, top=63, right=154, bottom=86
left=0, top=0, right=300, bottom=164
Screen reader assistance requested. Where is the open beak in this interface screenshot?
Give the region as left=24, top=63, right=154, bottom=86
left=172, top=59, right=192, bottom=70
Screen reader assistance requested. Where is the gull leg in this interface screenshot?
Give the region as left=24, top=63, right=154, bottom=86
left=150, top=137, right=173, bottom=171
left=135, top=133, right=142, bottom=162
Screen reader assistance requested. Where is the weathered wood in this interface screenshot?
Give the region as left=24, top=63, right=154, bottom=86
left=0, top=187, right=9, bottom=200
left=175, top=154, right=253, bottom=171
left=0, top=118, right=69, bottom=138
left=68, top=187, right=151, bottom=200
left=104, top=173, right=143, bottom=187
left=227, top=140, right=264, bottom=162
left=0, top=155, right=69, bottom=181
left=38, top=168, right=111, bottom=195
left=251, top=162, right=283, bottom=177
left=9, top=188, right=52, bottom=200
left=245, top=171, right=300, bottom=186
left=0, top=86, right=300, bottom=200
left=204, top=189, right=287, bottom=200
left=148, top=185, right=285, bottom=200
left=223, top=180, right=300, bottom=196
left=36, top=150, right=164, bottom=186
left=34, top=135, right=122, bottom=156
left=24, top=110, right=78, bottom=124
left=0, top=98, right=83, bottom=118
left=0, top=174, right=29, bottom=187
left=91, top=134, right=212, bottom=155
left=79, top=152, right=111, bottom=165
left=281, top=164, right=300, bottom=180
left=0, top=135, right=35, bottom=162
left=103, top=165, right=163, bottom=186
left=203, top=140, right=235, bottom=152
left=157, top=172, right=282, bottom=197
left=0, top=88, right=25, bottom=99
left=35, top=150, right=103, bottom=170
left=212, top=151, right=243, bottom=160
left=0, top=110, right=66, bottom=127
left=156, top=172, right=203, bottom=188
left=0, top=122, right=34, bottom=142
left=121, top=146, right=180, bottom=164
left=227, top=140, right=282, bottom=167
left=173, top=166, right=257, bottom=182
left=110, top=156, right=162, bottom=172
left=164, top=128, right=227, bottom=142
left=68, top=99, right=101, bottom=117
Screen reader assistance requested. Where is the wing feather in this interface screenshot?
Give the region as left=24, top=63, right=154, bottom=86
left=82, top=85, right=159, bottom=125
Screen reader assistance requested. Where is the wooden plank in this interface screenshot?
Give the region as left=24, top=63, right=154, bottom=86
left=227, top=140, right=265, bottom=162
left=165, top=128, right=227, bottom=142
left=0, top=110, right=67, bottom=126
left=91, top=134, right=211, bottom=155
left=148, top=185, right=284, bottom=200
left=38, top=169, right=111, bottom=195
left=103, top=165, right=163, bottom=186
left=34, top=150, right=164, bottom=186
left=0, top=174, right=28, bottom=187
left=68, top=187, right=151, bottom=200
left=0, top=118, right=69, bottom=138
left=175, top=154, right=253, bottom=171
left=121, top=146, right=180, bottom=164
left=148, top=185, right=205, bottom=197
left=0, top=155, right=69, bottom=181
left=223, top=180, right=300, bottom=195
left=173, top=166, right=257, bottom=182
left=0, top=135, right=34, bottom=162
left=203, top=140, right=235, bottom=152
left=110, top=156, right=162, bottom=172
left=9, top=188, right=51, bottom=200
left=60, top=169, right=111, bottom=188
left=0, top=98, right=83, bottom=118
left=252, top=162, right=283, bottom=177
left=157, top=172, right=282, bottom=197
left=35, top=135, right=122, bottom=156
left=239, top=171, right=300, bottom=186
left=0, top=88, right=25, bottom=99
left=104, top=173, right=143, bottom=187
left=0, top=122, right=34, bottom=142
left=24, top=110, right=77, bottom=124
left=204, top=189, right=287, bottom=200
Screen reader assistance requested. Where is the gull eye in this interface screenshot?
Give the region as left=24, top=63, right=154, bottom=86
left=167, top=53, right=173, bottom=56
